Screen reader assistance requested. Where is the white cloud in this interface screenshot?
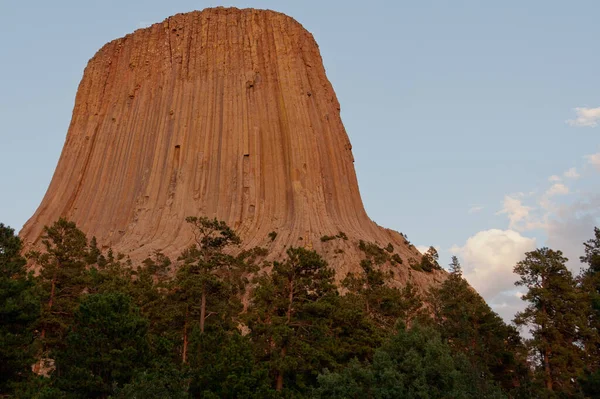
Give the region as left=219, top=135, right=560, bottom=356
left=468, top=205, right=484, bottom=214
left=465, top=151, right=600, bottom=323
left=416, top=245, right=440, bottom=255
left=564, top=167, right=580, bottom=179
left=536, top=184, right=570, bottom=216
left=497, top=196, right=533, bottom=230
left=453, top=229, right=537, bottom=303
left=585, top=153, right=600, bottom=171
left=545, top=183, right=569, bottom=197
left=548, top=175, right=561, bottom=182
left=567, top=106, right=600, bottom=127
left=545, top=194, right=600, bottom=272
left=496, top=187, right=570, bottom=233
left=416, top=245, right=429, bottom=255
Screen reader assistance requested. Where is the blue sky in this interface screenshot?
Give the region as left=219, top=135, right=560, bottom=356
left=1, top=0, right=599, bottom=321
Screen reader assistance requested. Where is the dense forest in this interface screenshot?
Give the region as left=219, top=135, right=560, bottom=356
left=1, top=217, right=599, bottom=398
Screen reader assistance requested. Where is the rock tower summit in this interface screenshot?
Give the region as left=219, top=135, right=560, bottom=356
left=21, top=8, right=440, bottom=286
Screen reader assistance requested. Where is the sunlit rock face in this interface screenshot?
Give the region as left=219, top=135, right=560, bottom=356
left=21, top=7, right=442, bottom=288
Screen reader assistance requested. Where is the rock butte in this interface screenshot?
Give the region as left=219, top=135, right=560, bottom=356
left=21, top=7, right=444, bottom=288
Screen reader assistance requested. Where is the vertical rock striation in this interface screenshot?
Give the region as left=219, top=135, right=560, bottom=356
left=21, top=7, right=442, bottom=287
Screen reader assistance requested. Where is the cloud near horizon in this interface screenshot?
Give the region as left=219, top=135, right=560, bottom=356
left=451, top=229, right=536, bottom=302
left=456, top=149, right=599, bottom=323
left=567, top=106, right=600, bottom=127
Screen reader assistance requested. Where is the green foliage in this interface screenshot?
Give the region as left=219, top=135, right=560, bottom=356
left=320, top=232, right=348, bottom=243
left=357, top=240, right=389, bottom=266
left=248, top=247, right=338, bottom=392
left=27, top=218, right=92, bottom=353
left=0, top=224, right=39, bottom=393
left=11, top=375, right=68, bottom=399
left=185, top=216, right=241, bottom=250
left=52, top=292, right=150, bottom=398
left=177, top=216, right=243, bottom=334
left=114, top=365, right=189, bottom=399
left=397, top=280, right=427, bottom=326
left=579, top=368, right=600, bottom=398
left=268, top=231, right=278, bottom=241
left=419, top=246, right=441, bottom=272
left=430, top=256, right=528, bottom=396
left=187, top=331, right=276, bottom=398
left=408, top=258, right=422, bottom=271
left=579, top=227, right=600, bottom=377
left=12, top=218, right=600, bottom=397
left=513, top=247, right=586, bottom=396
left=326, top=294, right=386, bottom=365
left=315, top=323, right=505, bottom=399
left=343, top=259, right=424, bottom=331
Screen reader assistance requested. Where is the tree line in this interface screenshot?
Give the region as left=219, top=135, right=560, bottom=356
left=1, top=217, right=599, bottom=398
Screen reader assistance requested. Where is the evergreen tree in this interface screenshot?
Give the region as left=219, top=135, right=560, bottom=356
left=87, top=245, right=135, bottom=296
left=315, top=323, right=505, bottom=399
left=342, top=260, right=401, bottom=330
left=174, top=217, right=243, bottom=364
left=114, top=365, right=189, bottom=399
left=187, top=331, right=276, bottom=398
left=431, top=256, right=528, bottom=396
left=52, top=292, right=151, bottom=398
left=578, top=227, right=600, bottom=395
left=513, top=247, right=586, bottom=396
left=248, top=247, right=338, bottom=392
left=27, top=218, right=91, bottom=353
left=397, top=278, right=426, bottom=327
left=326, top=294, right=385, bottom=366
left=344, top=242, right=425, bottom=330
left=178, top=217, right=242, bottom=332
left=0, top=223, right=39, bottom=394
left=420, top=246, right=441, bottom=272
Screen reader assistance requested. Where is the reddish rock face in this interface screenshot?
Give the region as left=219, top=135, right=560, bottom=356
left=21, top=7, right=443, bottom=287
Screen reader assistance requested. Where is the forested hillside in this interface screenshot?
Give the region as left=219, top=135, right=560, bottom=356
left=1, top=218, right=599, bottom=398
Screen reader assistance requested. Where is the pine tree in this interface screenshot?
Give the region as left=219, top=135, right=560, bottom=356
left=87, top=245, right=136, bottom=296
left=420, top=246, right=442, bottom=272
left=344, top=242, right=424, bottom=331
left=114, top=365, right=189, bottom=399
left=513, top=247, right=586, bottom=396
left=52, top=292, right=151, bottom=398
left=177, top=216, right=241, bottom=333
left=248, top=247, right=338, bottom=392
left=27, top=218, right=91, bottom=365
left=187, top=331, right=276, bottom=398
left=315, top=323, right=505, bottom=399
left=431, top=256, right=528, bottom=396
left=577, top=227, right=600, bottom=395
left=327, top=293, right=385, bottom=366
left=0, top=223, right=39, bottom=393
left=171, top=217, right=244, bottom=365
left=398, top=277, right=426, bottom=327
